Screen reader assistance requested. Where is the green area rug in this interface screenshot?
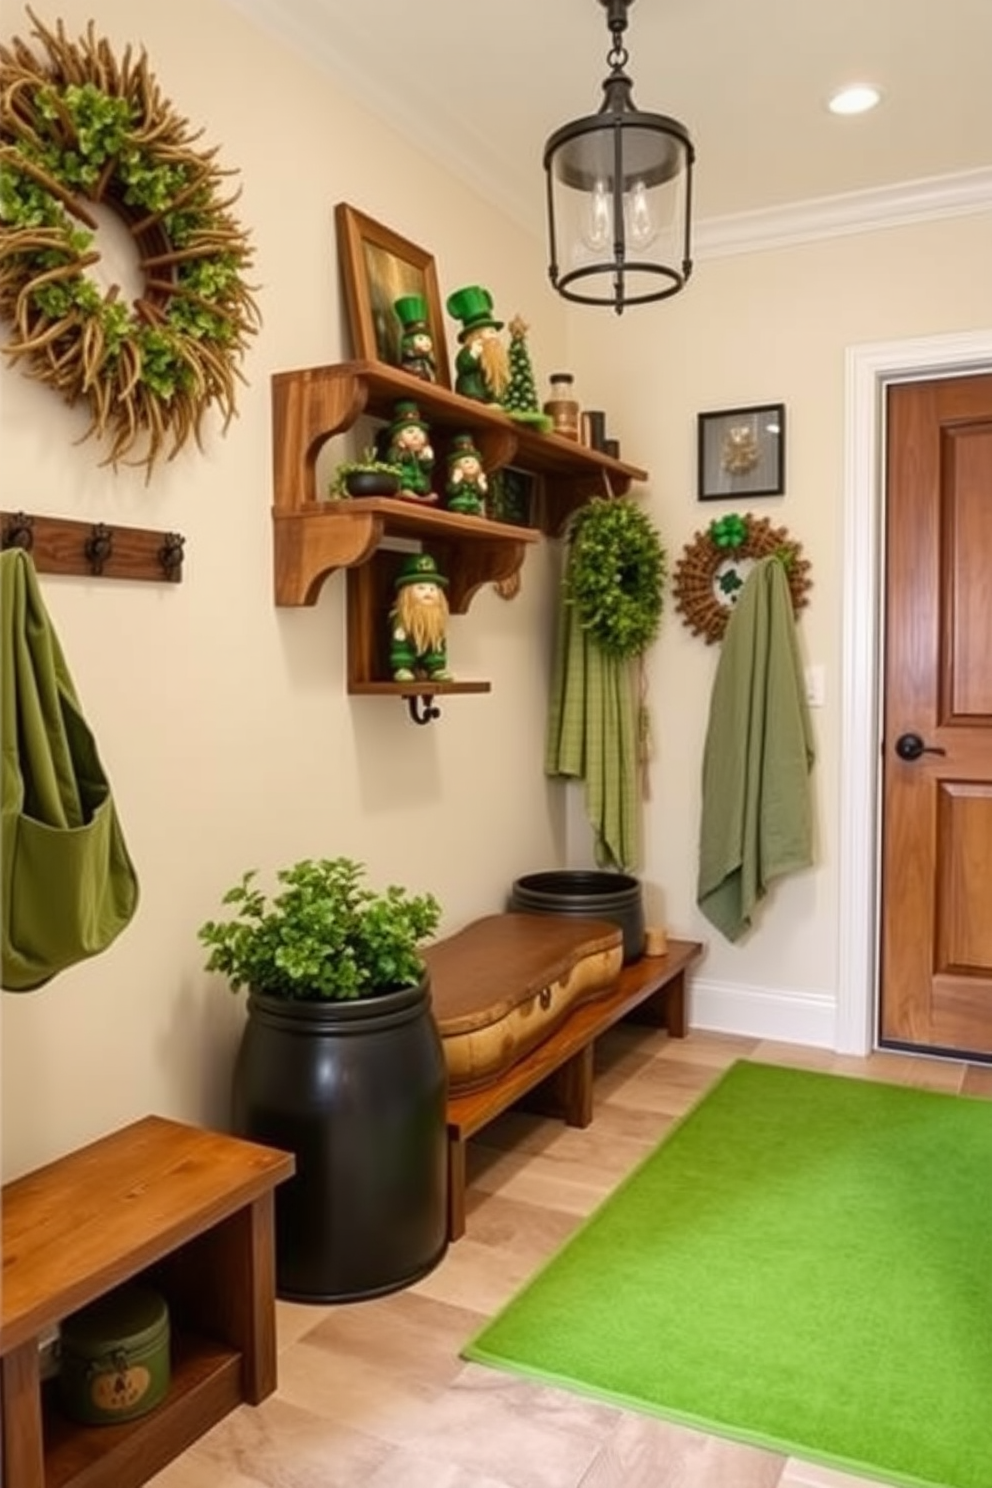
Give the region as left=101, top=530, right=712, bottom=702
left=464, top=1060, right=992, bottom=1488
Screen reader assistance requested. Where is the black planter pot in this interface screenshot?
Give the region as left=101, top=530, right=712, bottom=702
left=343, top=470, right=400, bottom=497
left=509, top=870, right=646, bottom=964
left=232, top=978, right=448, bottom=1303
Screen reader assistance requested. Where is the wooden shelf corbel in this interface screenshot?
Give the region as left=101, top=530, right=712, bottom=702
left=1, top=510, right=185, bottom=583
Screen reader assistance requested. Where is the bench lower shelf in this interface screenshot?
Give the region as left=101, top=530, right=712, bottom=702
left=445, top=938, right=702, bottom=1239
left=42, top=1332, right=242, bottom=1488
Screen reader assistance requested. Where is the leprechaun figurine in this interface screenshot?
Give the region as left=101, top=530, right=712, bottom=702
left=446, top=284, right=509, bottom=405
left=389, top=554, right=451, bottom=682
left=384, top=400, right=437, bottom=503
left=445, top=433, right=488, bottom=517
left=394, top=295, right=437, bottom=382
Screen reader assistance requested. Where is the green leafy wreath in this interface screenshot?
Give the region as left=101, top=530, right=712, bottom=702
left=565, top=496, right=667, bottom=659
left=0, top=11, right=261, bottom=472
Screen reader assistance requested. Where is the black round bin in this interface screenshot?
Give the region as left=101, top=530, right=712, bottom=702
left=509, top=870, right=645, bottom=964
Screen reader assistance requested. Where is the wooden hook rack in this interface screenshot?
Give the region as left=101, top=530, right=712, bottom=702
left=0, top=510, right=185, bottom=583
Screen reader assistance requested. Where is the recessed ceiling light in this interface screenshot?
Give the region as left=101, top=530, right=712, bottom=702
left=828, top=84, right=882, bottom=116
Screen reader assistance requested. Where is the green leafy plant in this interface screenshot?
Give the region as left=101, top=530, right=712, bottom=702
left=328, top=447, right=404, bottom=497
left=198, top=857, right=441, bottom=1001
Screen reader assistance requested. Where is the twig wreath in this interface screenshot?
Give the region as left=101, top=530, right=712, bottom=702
left=0, top=10, right=260, bottom=472
left=565, top=496, right=667, bottom=659
left=672, top=511, right=812, bottom=644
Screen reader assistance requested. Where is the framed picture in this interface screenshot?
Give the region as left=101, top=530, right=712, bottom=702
left=697, top=403, right=785, bottom=501
left=334, top=203, right=450, bottom=387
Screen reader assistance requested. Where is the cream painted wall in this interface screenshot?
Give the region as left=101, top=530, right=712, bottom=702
left=567, top=212, right=992, bottom=1042
left=3, top=0, right=990, bottom=1183
left=0, top=0, right=571, bottom=1180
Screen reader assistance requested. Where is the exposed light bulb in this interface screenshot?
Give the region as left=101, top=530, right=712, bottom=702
left=624, top=179, right=658, bottom=250
left=581, top=180, right=613, bottom=252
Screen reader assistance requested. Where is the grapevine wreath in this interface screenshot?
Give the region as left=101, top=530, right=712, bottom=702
left=565, top=496, right=667, bottom=659
left=0, top=10, right=260, bottom=472
left=672, top=511, right=812, bottom=644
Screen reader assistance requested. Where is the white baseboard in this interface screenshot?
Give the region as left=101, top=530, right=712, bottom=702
left=689, top=977, right=836, bottom=1048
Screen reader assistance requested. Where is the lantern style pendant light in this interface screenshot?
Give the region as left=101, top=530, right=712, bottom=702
left=543, top=0, right=694, bottom=313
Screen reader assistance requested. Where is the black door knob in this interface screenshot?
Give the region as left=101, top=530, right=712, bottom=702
left=894, top=732, right=946, bottom=761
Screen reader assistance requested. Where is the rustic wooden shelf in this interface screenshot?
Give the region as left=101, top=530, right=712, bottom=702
left=273, top=496, right=538, bottom=610
left=270, top=359, right=649, bottom=709
left=270, top=360, right=646, bottom=531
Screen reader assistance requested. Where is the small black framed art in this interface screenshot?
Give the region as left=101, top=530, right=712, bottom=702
left=697, top=403, right=785, bottom=501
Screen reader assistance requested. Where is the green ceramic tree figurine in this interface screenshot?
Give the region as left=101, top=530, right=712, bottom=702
left=389, top=554, right=452, bottom=682
left=394, top=295, right=437, bottom=382
left=445, top=285, right=509, bottom=405
left=502, top=314, right=553, bottom=430
left=445, top=433, right=488, bottom=516
left=384, top=400, right=438, bottom=503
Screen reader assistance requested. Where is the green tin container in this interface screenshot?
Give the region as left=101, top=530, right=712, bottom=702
left=59, top=1282, right=170, bottom=1426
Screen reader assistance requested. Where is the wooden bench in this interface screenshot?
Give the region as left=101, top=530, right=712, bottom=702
left=445, top=938, right=702, bottom=1239
left=0, top=1116, right=294, bottom=1488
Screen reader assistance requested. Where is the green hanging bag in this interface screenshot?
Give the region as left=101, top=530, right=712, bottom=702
left=1, top=549, right=139, bottom=990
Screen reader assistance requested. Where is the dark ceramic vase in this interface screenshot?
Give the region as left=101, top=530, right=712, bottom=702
left=509, top=869, right=646, bottom=964
left=232, top=978, right=448, bottom=1303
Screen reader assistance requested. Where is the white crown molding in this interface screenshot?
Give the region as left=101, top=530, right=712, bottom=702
left=696, top=168, right=992, bottom=259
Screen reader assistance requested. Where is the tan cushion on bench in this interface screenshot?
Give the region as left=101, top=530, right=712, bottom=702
left=425, top=913, right=623, bottom=1092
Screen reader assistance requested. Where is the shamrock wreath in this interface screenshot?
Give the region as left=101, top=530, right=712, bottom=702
left=565, top=496, right=667, bottom=659
left=0, top=11, right=260, bottom=472
left=672, top=511, right=812, bottom=644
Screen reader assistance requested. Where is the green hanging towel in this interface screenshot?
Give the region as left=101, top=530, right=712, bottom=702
left=696, top=555, right=815, bottom=942
left=544, top=557, right=641, bottom=872
left=1, top=549, right=139, bottom=990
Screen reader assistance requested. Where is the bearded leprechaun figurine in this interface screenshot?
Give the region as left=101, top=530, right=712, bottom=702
left=389, top=554, right=452, bottom=683
left=446, top=285, right=509, bottom=406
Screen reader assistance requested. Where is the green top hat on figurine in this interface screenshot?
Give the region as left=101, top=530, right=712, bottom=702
left=394, top=553, right=449, bottom=590
left=390, top=399, right=430, bottom=432
left=394, top=295, right=430, bottom=331
left=445, top=285, right=503, bottom=341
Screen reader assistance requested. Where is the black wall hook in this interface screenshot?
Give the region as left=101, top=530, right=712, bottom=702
left=84, top=522, right=114, bottom=575
left=406, top=694, right=442, bottom=726
left=159, top=531, right=185, bottom=580
left=2, top=511, right=35, bottom=551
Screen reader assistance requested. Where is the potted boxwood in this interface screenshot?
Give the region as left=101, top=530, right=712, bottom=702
left=199, top=856, right=448, bottom=1303
left=328, top=448, right=403, bottom=498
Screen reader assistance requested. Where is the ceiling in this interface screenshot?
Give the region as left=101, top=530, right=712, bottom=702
left=227, top=0, right=992, bottom=235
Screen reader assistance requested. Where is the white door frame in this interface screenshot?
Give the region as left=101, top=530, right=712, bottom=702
left=836, top=329, right=992, bottom=1055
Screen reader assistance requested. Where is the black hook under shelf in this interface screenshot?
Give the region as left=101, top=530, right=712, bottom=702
left=406, top=694, right=442, bottom=726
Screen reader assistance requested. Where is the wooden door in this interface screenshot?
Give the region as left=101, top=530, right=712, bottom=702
left=879, top=374, right=992, bottom=1058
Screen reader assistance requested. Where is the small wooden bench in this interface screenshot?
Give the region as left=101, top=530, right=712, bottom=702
left=443, top=938, right=702, bottom=1239
left=0, top=1116, right=294, bottom=1488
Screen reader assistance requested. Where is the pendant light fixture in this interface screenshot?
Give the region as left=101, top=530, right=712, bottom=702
left=543, top=0, right=694, bottom=314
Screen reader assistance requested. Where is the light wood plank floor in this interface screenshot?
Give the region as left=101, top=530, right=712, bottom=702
left=149, top=1027, right=992, bottom=1488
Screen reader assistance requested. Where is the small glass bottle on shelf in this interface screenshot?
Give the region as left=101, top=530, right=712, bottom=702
left=543, top=372, right=580, bottom=441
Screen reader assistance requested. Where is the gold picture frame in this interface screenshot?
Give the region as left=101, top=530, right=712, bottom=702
left=334, top=203, right=450, bottom=387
